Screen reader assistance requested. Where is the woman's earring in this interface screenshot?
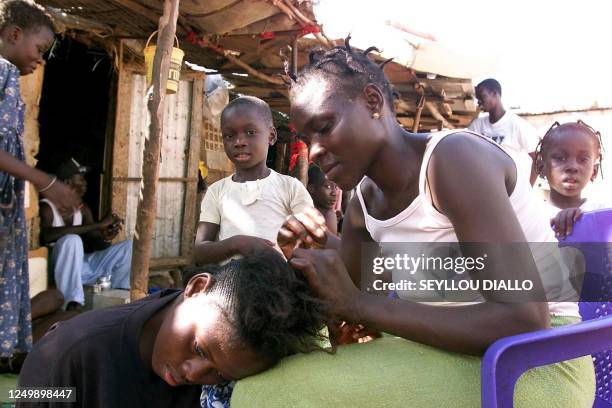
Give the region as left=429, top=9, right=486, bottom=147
left=372, top=112, right=380, bottom=119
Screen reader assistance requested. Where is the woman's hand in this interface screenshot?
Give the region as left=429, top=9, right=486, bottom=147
left=328, top=321, right=381, bottom=346
left=40, top=179, right=81, bottom=216
left=550, top=207, right=583, bottom=239
left=289, top=248, right=362, bottom=320
left=277, top=207, right=328, bottom=259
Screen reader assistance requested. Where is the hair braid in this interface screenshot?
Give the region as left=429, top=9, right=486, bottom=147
left=290, top=36, right=396, bottom=112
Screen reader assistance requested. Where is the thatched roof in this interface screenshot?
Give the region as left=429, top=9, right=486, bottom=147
left=40, top=0, right=478, bottom=130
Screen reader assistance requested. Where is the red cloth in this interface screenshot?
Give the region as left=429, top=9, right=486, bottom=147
left=288, top=140, right=308, bottom=172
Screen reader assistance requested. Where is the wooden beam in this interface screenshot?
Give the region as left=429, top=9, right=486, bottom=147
left=266, top=0, right=331, bottom=48
left=130, top=0, right=181, bottom=301
left=412, top=84, right=425, bottom=132
left=412, top=102, right=424, bottom=132
left=149, top=256, right=188, bottom=270
left=394, top=97, right=475, bottom=116
left=180, top=75, right=204, bottom=259
left=425, top=101, right=455, bottom=129
left=226, top=57, right=284, bottom=85
left=111, top=41, right=133, bottom=239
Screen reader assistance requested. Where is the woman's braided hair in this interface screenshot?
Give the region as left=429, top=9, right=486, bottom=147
left=288, top=36, right=395, bottom=112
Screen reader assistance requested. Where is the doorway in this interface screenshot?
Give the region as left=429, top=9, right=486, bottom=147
left=36, top=37, right=114, bottom=220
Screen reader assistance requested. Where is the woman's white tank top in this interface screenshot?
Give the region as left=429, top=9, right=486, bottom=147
left=356, top=130, right=579, bottom=317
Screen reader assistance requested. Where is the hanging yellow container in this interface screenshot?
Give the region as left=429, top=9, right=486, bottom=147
left=143, top=31, right=184, bottom=94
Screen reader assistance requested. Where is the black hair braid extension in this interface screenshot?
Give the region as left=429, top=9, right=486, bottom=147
left=363, top=46, right=381, bottom=56
left=291, top=36, right=396, bottom=112
left=379, top=57, right=394, bottom=69
left=344, top=34, right=353, bottom=53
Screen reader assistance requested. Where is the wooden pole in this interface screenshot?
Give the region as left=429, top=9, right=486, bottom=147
left=292, top=36, right=298, bottom=77
left=412, top=97, right=425, bottom=133
left=275, top=143, right=287, bottom=174
left=425, top=101, right=455, bottom=129
left=130, top=0, right=181, bottom=301
left=412, top=85, right=425, bottom=133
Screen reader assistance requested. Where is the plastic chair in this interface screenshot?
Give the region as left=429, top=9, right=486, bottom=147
left=481, top=208, right=612, bottom=408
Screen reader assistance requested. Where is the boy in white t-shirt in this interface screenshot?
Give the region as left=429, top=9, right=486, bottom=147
left=193, top=96, right=313, bottom=265
left=468, top=78, right=540, bottom=184
left=193, top=96, right=315, bottom=408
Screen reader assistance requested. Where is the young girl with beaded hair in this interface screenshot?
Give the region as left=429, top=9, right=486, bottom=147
left=536, top=120, right=607, bottom=239
left=229, top=38, right=596, bottom=407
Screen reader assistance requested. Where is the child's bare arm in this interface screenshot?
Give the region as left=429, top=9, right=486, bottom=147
left=193, top=222, right=275, bottom=264
left=550, top=207, right=583, bottom=240
left=324, top=209, right=338, bottom=235
left=0, top=150, right=81, bottom=213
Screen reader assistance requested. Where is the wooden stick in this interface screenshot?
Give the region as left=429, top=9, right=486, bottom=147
left=292, top=36, right=298, bottom=77
left=130, top=0, right=181, bottom=301
left=425, top=101, right=455, bottom=129
left=412, top=85, right=425, bottom=132
left=224, top=52, right=285, bottom=85
left=412, top=100, right=424, bottom=132
left=199, top=38, right=285, bottom=85
left=266, top=0, right=331, bottom=48
left=281, top=0, right=316, bottom=26
left=280, top=0, right=331, bottom=47
left=275, top=143, right=287, bottom=173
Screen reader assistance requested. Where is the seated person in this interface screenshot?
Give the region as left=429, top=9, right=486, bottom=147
left=30, top=289, right=79, bottom=343
left=307, top=165, right=338, bottom=235
left=17, top=252, right=327, bottom=408
left=40, top=158, right=132, bottom=310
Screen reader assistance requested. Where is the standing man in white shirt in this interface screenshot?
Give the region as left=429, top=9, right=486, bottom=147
left=468, top=78, right=540, bottom=184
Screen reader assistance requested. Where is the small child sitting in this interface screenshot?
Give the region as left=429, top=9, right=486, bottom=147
left=193, top=96, right=313, bottom=264
left=307, top=165, right=339, bottom=235
left=18, top=251, right=327, bottom=408
left=535, top=120, right=607, bottom=239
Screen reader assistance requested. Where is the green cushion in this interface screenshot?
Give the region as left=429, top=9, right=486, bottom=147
left=232, top=317, right=595, bottom=407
